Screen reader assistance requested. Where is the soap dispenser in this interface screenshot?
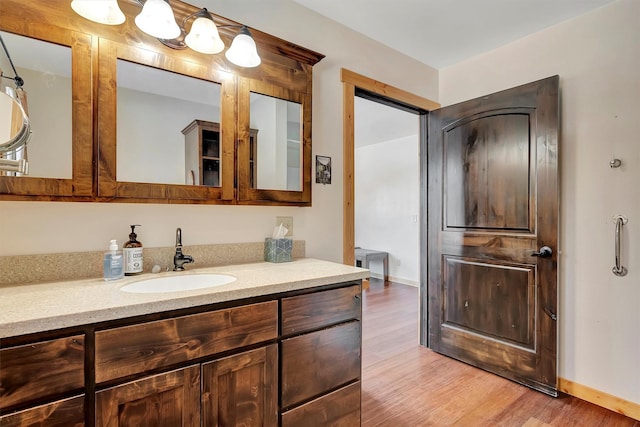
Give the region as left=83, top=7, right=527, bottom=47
left=103, top=240, right=124, bottom=281
left=124, top=224, right=143, bottom=275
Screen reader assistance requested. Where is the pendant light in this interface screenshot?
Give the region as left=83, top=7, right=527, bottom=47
left=184, top=9, right=224, bottom=54
left=134, top=0, right=181, bottom=40
left=70, top=0, right=125, bottom=25
left=225, top=26, right=261, bottom=68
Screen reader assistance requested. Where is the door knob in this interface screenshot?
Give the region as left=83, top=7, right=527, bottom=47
left=531, top=246, right=553, bottom=258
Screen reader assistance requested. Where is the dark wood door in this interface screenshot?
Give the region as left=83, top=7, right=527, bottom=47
left=427, top=76, right=559, bottom=396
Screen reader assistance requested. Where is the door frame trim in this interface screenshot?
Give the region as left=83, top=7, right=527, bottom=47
left=340, top=68, right=439, bottom=280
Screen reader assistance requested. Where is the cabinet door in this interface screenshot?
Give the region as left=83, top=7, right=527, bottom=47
left=202, top=345, right=278, bottom=427
left=95, top=365, right=200, bottom=427
left=0, top=395, right=84, bottom=427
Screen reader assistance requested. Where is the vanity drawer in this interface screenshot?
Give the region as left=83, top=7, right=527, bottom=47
left=95, top=301, right=278, bottom=383
left=0, top=335, right=85, bottom=411
left=281, top=321, right=361, bottom=408
left=281, top=284, right=361, bottom=335
left=281, top=382, right=360, bottom=427
left=0, top=395, right=85, bottom=427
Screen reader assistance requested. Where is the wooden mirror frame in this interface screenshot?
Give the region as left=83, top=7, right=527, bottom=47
left=0, top=0, right=323, bottom=205
left=97, top=39, right=236, bottom=203
left=0, top=20, right=93, bottom=198
left=237, top=77, right=312, bottom=205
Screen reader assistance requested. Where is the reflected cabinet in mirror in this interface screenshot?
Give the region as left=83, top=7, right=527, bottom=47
left=0, top=0, right=322, bottom=205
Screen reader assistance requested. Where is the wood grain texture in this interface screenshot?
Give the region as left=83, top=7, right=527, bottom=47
left=342, top=80, right=356, bottom=267
left=362, top=281, right=640, bottom=426
left=237, top=79, right=312, bottom=205
left=281, top=284, right=361, bottom=335
left=443, top=111, right=532, bottom=230
left=0, top=8, right=93, bottom=197
left=281, top=382, right=361, bottom=427
left=95, top=365, right=200, bottom=427
left=0, top=0, right=320, bottom=205
left=0, top=335, right=84, bottom=411
left=340, top=69, right=440, bottom=111
left=428, top=76, right=560, bottom=396
left=559, top=378, right=640, bottom=421
left=281, top=321, right=361, bottom=409
left=443, top=257, right=535, bottom=346
left=95, top=301, right=277, bottom=383
left=202, top=345, right=278, bottom=427
left=0, top=395, right=84, bottom=427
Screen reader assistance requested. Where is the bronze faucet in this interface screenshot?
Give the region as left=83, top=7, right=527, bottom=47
left=173, top=228, right=194, bottom=271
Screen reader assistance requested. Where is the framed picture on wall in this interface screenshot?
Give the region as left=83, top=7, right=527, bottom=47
left=316, top=155, right=331, bottom=184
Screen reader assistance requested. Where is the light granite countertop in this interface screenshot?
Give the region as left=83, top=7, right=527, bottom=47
left=0, top=258, right=369, bottom=339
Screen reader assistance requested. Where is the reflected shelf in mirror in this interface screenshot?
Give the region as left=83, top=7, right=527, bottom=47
left=249, top=92, right=302, bottom=192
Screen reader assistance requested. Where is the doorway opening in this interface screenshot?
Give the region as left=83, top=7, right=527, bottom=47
left=341, top=69, right=439, bottom=344
left=354, top=93, right=421, bottom=287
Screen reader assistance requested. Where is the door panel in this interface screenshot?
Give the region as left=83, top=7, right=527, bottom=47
left=444, top=257, right=535, bottom=347
left=444, top=110, right=533, bottom=231
left=428, top=76, right=559, bottom=396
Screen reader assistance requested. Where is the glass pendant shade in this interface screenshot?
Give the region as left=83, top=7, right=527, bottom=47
left=135, top=0, right=181, bottom=40
left=225, top=26, right=261, bottom=68
left=71, top=0, right=125, bottom=25
left=184, top=12, right=224, bottom=54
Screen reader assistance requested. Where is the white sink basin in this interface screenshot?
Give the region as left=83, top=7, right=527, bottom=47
left=120, top=274, right=236, bottom=294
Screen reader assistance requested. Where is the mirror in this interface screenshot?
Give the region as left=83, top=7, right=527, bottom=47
left=250, top=92, right=302, bottom=191
left=116, top=59, right=222, bottom=186
left=0, top=30, right=73, bottom=179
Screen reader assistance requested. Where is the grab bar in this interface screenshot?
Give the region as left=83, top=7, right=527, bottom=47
left=612, top=215, right=628, bottom=277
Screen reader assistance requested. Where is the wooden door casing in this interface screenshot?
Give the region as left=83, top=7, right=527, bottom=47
left=427, top=76, right=559, bottom=396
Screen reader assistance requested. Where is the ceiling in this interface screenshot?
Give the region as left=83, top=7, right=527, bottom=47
left=305, top=0, right=618, bottom=146
left=292, top=0, right=617, bottom=69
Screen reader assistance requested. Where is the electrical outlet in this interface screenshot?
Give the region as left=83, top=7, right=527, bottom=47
left=276, top=216, right=293, bottom=237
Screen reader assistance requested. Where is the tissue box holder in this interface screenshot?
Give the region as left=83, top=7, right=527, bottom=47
left=264, top=238, right=292, bottom=263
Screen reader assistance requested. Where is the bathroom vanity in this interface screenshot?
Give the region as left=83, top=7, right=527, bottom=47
left=0, top=259, right=367, bottom=426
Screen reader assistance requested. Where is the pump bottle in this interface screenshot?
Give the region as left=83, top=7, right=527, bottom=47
left=124, top=224, right=143, bottom=275
left=103, top=240, right=124, bottom=281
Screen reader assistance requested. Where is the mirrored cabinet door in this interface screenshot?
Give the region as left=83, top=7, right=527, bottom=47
left=237, top=78, right=311, bottom=205
left=0, top=25, right=93, bottom=197
left=97, top=39, right=235, bottom=201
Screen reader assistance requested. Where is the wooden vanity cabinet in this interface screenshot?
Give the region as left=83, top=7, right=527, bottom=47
left=0, top=335, right=85, bottom=426
left=0, top=281, right=362, bottom=426
left=280, top=284, right=362, bottom=425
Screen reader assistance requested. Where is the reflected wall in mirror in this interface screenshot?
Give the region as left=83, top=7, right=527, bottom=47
left=116, top=59, right=222, bottom=186
left=0, top=31, right=72, bottom=179
left=249, top=92, right=302, bottom=191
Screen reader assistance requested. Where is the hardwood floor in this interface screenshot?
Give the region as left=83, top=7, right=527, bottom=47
left=361, top=279, right=639, bottom=427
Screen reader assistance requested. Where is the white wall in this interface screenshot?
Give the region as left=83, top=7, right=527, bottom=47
left=355, top=135, right=419, bottom=285
left=118, top=87, right=220, bottom=185
left=440, top=0, right=639, bottom=405
left=16, top=67, right=72, bottom=179
left=0, top=0, right=438, bottom=258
